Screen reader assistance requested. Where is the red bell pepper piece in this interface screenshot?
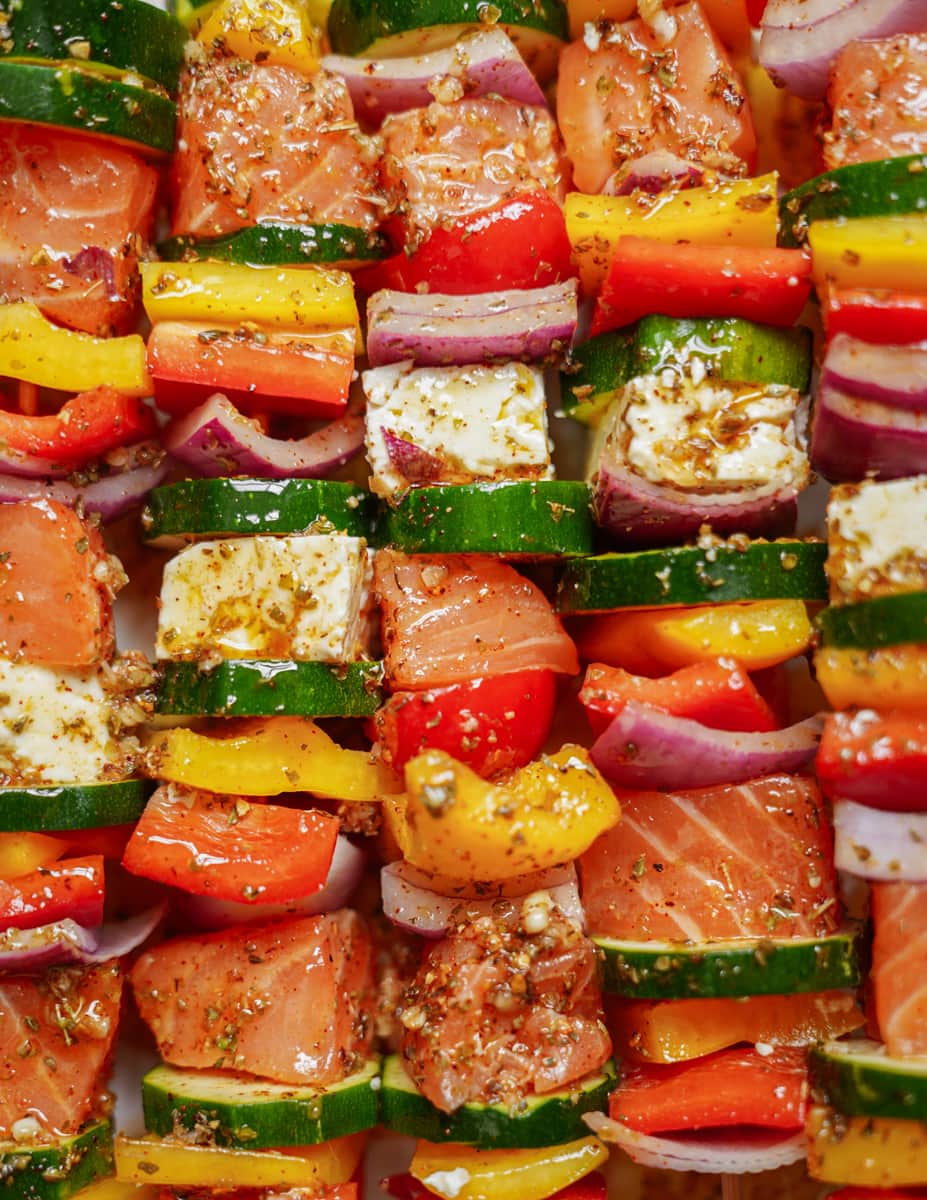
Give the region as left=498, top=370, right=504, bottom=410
left=57, top=824, right=135, bottom=861
left=817, top=710, right=927, bottom=811
left=0, top=856, right=104, bottom=931
left=0, top=386, right=155, bottom=465
left=823, top=288, right=927, bottom=345
left=591, top=237, right=812, bottom=335
left=382, top=1175, right=607, bottom=1200
left=609, top=1046, right=808, bottom=1134
left=580, top=658, right=777, bottom=737
left=375, top=669, right=557, bottom=778
left=355, top=192, right=575, bottom=296
left=122, top=788, right=339, bottom=903
left=147, top=322, right=354, bottom=419
left=746, top=0, right=768, bottom=23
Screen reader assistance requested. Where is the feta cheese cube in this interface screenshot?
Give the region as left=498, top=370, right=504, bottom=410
left=827, top=476, right=927, bottom=604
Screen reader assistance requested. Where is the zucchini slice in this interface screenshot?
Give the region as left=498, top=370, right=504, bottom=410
left=158, top=223, right=390, bottom=269
left=596, top=928, right=863, bottom=1000
left=380, top=1056, right=615, bottom=1149
left=1, top=0, right=187, bottom=94
left=780, top=155, right=927, bottom=248
left=0, top=61, right=176, bottom=154
left=0, top=781, right=151, bottom=832
left=810, top=1039, right=927, bottom=1120
left=0, top=1120, right=113, bottom=1200
left=143, top=479, right=375, bottom=546
left=817, top=592, right=927, bottom=650
left=142, top=1057, right=380, bottom=1148
left=557, top=540, right=827, bottom=613
left=156, top=660, right=384, bottom=718
left=375, top=481, right=595, bottom=558
left=563, top=317, right=812, bottom=425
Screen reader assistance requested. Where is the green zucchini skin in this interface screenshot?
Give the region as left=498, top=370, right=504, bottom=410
left=562, top=317, right=813, bottom=424
left=0, top=61, right=176, bottom=154
left=810, top=1039, right=927, bottom=1120
left=143, top=479, right=375, bottom=546
left=142, top=1058, right=381, bottom=1148
left=374, top=481, right=595, bottom=558
left=158, top=224, right=390, bottom=268
left=0, top=781, right=151, bottom=832
left=595, top=929, right=864, bottom=1000
left=780, top=155, right=927, bottom=248
left=0, top=1121, right=113, bottom=1200
left=557, top=540, right=827, bottom=613
left=817, top=592, right=927, bottom=650
left=379, top=1056, right=615, bottom=1149
left=328, top=0, right=568, bottom=56
left=169, top=0, right=218, bottom=31
left=1, top=0, right=187, bottom=94
left=156, top=660, right=384, bottom=718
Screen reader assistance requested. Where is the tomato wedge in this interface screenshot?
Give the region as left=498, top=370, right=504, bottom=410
left=817, top=709, right=927, bottom=811
left=580, top=659, right=776, bottom=736
left=122, top=785, right=339, bottom=903
left=823, top=288, right=927, bottom=345
left=0, top=387, right=155, bottom=464
left=0, top=856, right=104, bottom=931
left=375, top=670, right=558, bottom=778
left=355, top=193, right=575, bottom=296
left=591, top=237, right=812, bottom=335
left=609, top=1047, right=808, bottom=1134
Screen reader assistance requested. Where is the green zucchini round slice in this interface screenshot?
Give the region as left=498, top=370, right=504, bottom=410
left=375, top=481, right=594, bottom=558
left=0, top=61, right=176, bottom=154
left=817, top=592, right=927, bottom=650
left=380, top=1055, right=615, bottom=1149
left=1, top=0, right=187, bottom=94
left=595, top=928, right=863, bottom=1000
left=810, top=1039, right=927, bottom=1121
left=0, top=780, right=151, bottom=832
left=156, top=660, right=384, bottom=718
left=557, top=540, right=828, bottom=613
left=143, top=479, right=375, bottom=546
left=159, top=223, right=390, bottom=269
left=142, top=1058, right=381, bottom=1148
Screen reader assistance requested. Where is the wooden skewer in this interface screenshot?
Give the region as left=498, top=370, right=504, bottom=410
left=17, top=381, right=38, bottom=416
left=722, top=1174, right=745, bottom=1200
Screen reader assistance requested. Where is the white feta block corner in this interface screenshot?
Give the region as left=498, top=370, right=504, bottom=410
left=827, top=476, right=927, bottom=605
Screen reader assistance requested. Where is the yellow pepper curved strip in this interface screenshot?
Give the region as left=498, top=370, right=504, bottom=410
left=115, top=1132, right=364, bottom=1189
left=815, top=643, right=927, bottom=712
left=411, top=1137, right=609, bottom=1200
left=810, top=216, right=927, bottom=293
left=0, top=831, right=68, bottom=879
left=141, top=261, right=358, bottom=332
left=567, top=172, right=778, bottom=292
left=0, top=303, right=151, bottom=395
left=198, top=0, right=322, bottom=74
left=386, top=745, right=620, bottom=884
left=145, top=717, right=401, bottom=800
left=807, top=1106, right=927, bottom=1187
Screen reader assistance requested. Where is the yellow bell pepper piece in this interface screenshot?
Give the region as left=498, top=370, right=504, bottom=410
left=115, top=1133, right=364, bottom=1189
left=145, top=717, right=401, bottom=801
left=610, top=991, right=863, bottom=1064
left=0, top=303, right=151, bottom=395
left=810, top=216, right=927, bottom=292
left=567, top=172, right=778, bottom=293
left=198, top=0, right=322, bottom=75
left=386, top=746, right=620, bottom=884
left=141, top=262, right=358, bottom=332
left=411, top=1137, right=608, bottom=1200
left=0, top=831, right=68, bottom=879
left=815, top=643, right=927, bottom=712
left=807, top=1106, right=927, bottom=1187
left=576, top=600, right=812, bottom=674
left=70, top=1181, right=158, bottom=1200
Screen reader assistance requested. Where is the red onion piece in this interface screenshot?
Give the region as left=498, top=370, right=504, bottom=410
left=759, top=0, right=927, bottom=99
left=366, top=281, right=578, bottom=368
left=382, top=428, right=444, bottom=483
left=0, top=445, right=170, bottom=522
left=177, top=836, right=367, bottom=931
left=62, top=247, right=118, bottom=298
left=835, top=801, right=927, bottom=882
left=810, top=381, right=927, bottom=483
left=608, top=152, right=705, bottom=196
left=823, top=335, right=927, bottom=411
left=164, top=394, right=364, bottom=479
left=323, top=29, right=545, bottom=126
left=381, top=861, right=584, bottom=938
left=591, top=701, right=822, bottom=792
left=592, top=453, right=800, bottom=547
left=584, top=1114, right=807, bottom=1174
left=0, top=904, right=165, bottom=974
